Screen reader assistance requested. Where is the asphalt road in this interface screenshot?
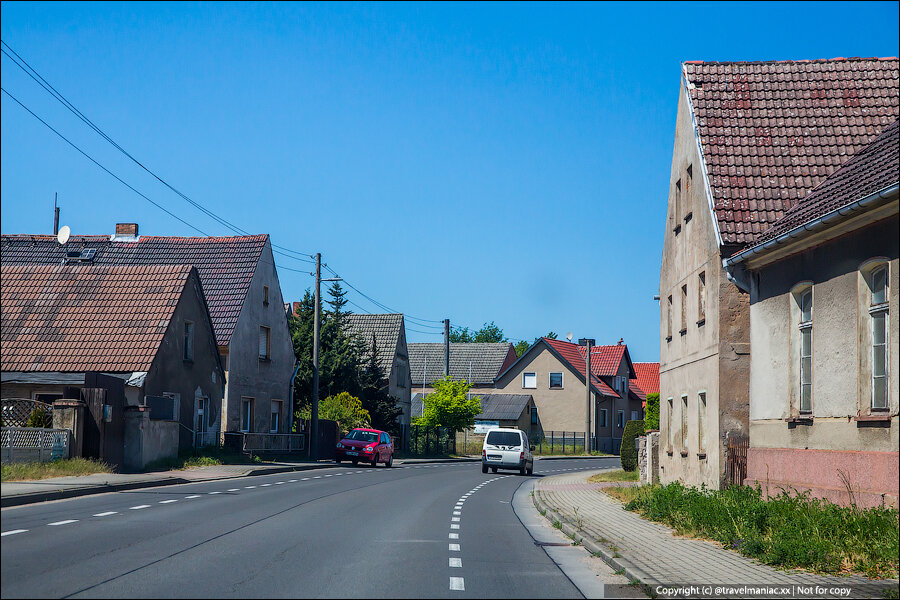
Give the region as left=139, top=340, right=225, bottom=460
left=1, top=456, right=619, bottom=599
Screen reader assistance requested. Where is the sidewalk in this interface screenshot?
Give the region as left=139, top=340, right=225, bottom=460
left=533, top=471, right=897, bottom=599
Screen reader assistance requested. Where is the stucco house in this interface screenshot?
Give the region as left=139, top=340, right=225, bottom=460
left=344, top=313, right=412, bottom=448
left=1, top=225, right=295, bottom=440
left=0, top=264, right=225, bottom=467
left=724, top=120, right=899, bottom=507
left=659, top=57, right=899, bottom=489
left=492, top=337, right=642, bottom=453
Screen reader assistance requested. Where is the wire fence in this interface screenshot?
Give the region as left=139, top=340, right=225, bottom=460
left=408, top=425, right=456, bottom=456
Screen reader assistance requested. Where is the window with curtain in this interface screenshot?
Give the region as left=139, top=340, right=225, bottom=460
left=870, top=265, right=889, bottom=410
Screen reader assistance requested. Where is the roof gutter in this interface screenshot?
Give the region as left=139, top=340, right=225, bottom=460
left=723, top=182, right=899, bottom=291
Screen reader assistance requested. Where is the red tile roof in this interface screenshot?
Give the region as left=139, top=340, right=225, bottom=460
left=1, top=264, right=194, bottom=373
left=745, top=120, right=899, bottom=249
left=0, top=234, right=268, bottom=345
left=684, top=57, right=899, bottom=245
left=543, top=338, right=620, bottom=397
left=631, top=362, right=659, bottom=397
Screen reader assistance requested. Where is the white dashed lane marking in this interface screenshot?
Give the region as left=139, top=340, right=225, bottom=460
left=159, top=499, right=178, bottom=504
left=449, top=543, right=460, bottom=551
left=450, top=576, right=465, bottom=591
left=48, top=520, right=78, bottom=526
left=93, top=511, right=117, bottom=517
left=129, top=505, right=150, bottom=510
left=185, top=495, right=201, bottom=499
left=2, top=529, right=28, bottom=536
left=449, top=557, right=462, bottom=568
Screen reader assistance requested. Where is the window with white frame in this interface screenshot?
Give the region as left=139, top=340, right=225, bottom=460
left=270, top=400, right=282, bottom=433
left=797, top=287, right=813, bottom=412
left=240, top=397, right=254, bottom=432
left=617, top=410, right=624, bottom=429
left=522, top=372, right=537, bottom=389
left=259, top=326, right=271, bottom=360
left=549, top=372, right=563, bottom=389
left=869, top=264, right=889, bottom=410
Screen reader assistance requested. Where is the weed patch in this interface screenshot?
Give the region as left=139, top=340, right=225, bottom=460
left=1, top=458, right=111, bottom=481
left=623, top=482, right=899, bottom=579
left=589, top=469, right=639, bottom=483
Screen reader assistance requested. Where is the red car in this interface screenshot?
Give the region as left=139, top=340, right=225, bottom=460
left=335, top=428, right=394, bottom=467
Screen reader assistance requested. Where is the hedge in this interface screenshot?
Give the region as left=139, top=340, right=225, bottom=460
left=620, top=419, right=644, bottom=471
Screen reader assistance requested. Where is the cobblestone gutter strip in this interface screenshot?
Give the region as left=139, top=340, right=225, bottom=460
left=532, top=474, right=659, bottom=596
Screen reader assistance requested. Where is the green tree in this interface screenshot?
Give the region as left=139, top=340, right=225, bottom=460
left=298, top=392, right=370, bottom=432
left=644, top=393, right=660, bottom=432
left=621, top=419, right=645, bottom=471
left=450, top=322, right=508, bottom=343
left=514, top=331, right=558, bottom=357
left=358, top=333, right=402, bottom=435
left=414, top=376, right=482, bottom=433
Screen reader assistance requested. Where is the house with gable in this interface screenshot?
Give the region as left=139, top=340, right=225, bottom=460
left=1, top=264, right=224, bottom=468
left=344, top=313, right=412, bottom=448
left=409, top=342, right=518, bottom=415
left=724, top=120, right=899, bottom=507
left=491, top=337, right=642, bottom=453
left=630, top=362, right=660, bottom=409
left=1, top=223, right=295, bottom=442
left=659, top=57, right=899, bottom=490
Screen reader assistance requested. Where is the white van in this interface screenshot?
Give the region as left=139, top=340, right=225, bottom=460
left=481, top=428, right=534, bottom=475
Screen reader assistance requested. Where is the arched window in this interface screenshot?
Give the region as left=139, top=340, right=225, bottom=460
left=792, top=283, right=813, bottom=413
left=864, top=262, right=890, bottom=410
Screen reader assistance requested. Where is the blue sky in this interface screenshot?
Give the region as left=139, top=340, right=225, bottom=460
left=2, top=2, right=898, bottom=360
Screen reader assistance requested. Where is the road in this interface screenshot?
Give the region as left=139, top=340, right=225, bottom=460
left=1, top=457, right=619, bottom=598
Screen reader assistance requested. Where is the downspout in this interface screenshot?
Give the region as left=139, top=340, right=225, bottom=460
left=723, top=183, right=900, bottom=286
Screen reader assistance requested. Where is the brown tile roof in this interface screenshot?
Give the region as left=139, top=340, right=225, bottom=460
left=684, top=57, right=899, bottom=245
left=0, top=234, right=268, bottom=345
left=1, top=264, right=194, bottom=373
left=746, top=120, right=899, bottom=249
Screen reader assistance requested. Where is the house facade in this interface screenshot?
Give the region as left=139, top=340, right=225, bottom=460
left=725, top=121, right=899, bottom=507
left=659, top=57, right=899, bottom=489
left=492, top=338, right=641, bottom=453
left=344, top=313, right=412, bottom=448
left=0, top=225, right=295, bottom=440
left=0, top=264, right=225, bottom=464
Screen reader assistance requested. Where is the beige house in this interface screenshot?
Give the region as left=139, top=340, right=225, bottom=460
left=492, top=337, right=642, bottom=453
left=658, top=57, right=899, bottom=489
left=725, top=121, right=899, bottom=507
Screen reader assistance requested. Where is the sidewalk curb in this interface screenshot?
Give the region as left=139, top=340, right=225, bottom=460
left=1, top=463, right=334, bottom=508
left=532, top=474, right=660, bottom=597
left=395, top=457, right=480, bottom=465
left=535, top=455, right=620, bottom=461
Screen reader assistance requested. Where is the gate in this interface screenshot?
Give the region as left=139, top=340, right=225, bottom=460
left=725, top=436, right=749, bottom=487
left=81, top=373, right=126, bottom=469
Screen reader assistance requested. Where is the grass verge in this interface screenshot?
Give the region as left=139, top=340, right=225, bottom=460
left=1, top=458, right=112, bottom=481
left=614, top=482, right=899, bottom=579
left=588, top=469, right=639, bottom=483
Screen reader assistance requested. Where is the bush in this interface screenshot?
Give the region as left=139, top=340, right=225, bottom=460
left=644, top=393, right=659, bottom=431
left=620, top=419, right=644, bottom=471
left=624, top=482, right=899, bottom=578
left=25, top=407, right=52, bottom=428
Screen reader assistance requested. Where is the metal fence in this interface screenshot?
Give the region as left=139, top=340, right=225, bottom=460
left=726, top=436, right=749, bottom=487
left=224, top=432, right=306, bottom=454
left=408, top=425, right=456, bottom=456
left=1, top=427, right=71, bottom=463
left=534, top=431, right=593, bottom=455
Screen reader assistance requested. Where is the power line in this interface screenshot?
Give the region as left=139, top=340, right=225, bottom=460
left=1, top=40, right=315, bottom=265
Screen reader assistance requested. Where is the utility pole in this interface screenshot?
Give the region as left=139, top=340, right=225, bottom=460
left=311, top=252, right=341, bottom=461
left=585, top=338, right=592, bottom=452
left=444, top=319, right=450, bottom=376
left=53, top=193, right=59, bottom=235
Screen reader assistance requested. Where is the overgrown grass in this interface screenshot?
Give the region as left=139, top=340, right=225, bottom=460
left=1, top=458, right=112, bottom=481
left=620, top=482, right=899, bottom=579
left=603, top=485, right=645, bottom=504
left=588, top=469, right=639, bottom=483
left=143, top=447, right=283, bottom=472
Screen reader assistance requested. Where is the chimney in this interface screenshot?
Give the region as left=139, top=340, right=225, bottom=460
left=577, top=338, right=595, bottom=347
left=112, top=222, right=139, bottom=242
left=292, top=301, right=302, bottom=317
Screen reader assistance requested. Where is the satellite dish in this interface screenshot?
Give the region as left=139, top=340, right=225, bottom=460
left=566, top=332, right=573, bottom=341
left=57, top=225, right=71, bottom=245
